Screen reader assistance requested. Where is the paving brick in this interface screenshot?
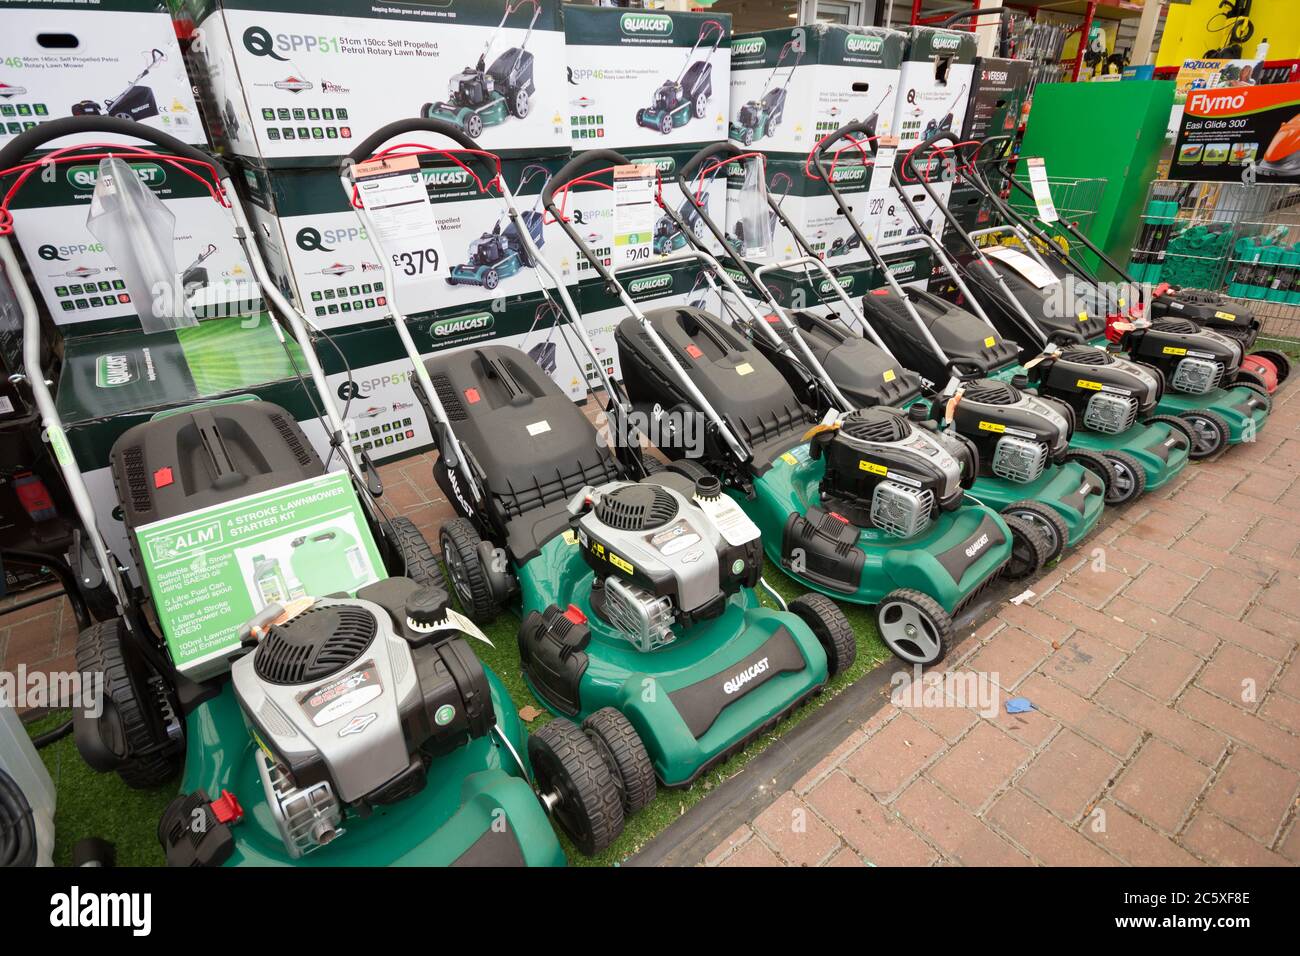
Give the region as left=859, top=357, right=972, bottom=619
left=1123, top=508, right=1193, bottom=547
left=894, top=777, right=1031, bottom=866
left=703, top=825, right=753, bottom=866
left=1018, top=674, right=1143, bottom=759
left=1188, top=568, right=1266, bottom=619
left=1106, top=595, right=1218, bottom=657
left=1018, top=730, right=1121, bottom=823
left=1181, top=813, right=1291, bottom=867
left=987, top=698, right=1060, bottom=750
left=1040, top=591, right=1144, bottom=652
left=987, top=789, right=1118, bottom=866
left=1041, top=630, right=1127, bottom=697
left=965, top=626, right=1051, bottom=691
left=1196, top=644, right=1280, bottom=712
left=805, top=772, right=938, bottom=867
left=1178, top=687, right=1300, bottom=771
left=1281, top=823, right=1300, bottom=865
left=1095, top=679, right=1228, bottom=766
left=903, top=699, right=981, bottom=744
left=1187, top=513, right=1257, bottom=551
left=995, top=602, right=1075, bottom=644
left=0, top=614, right=59, bottom=668
left=1082, top=800, right=1202, bottom=866
left=839, top=713, right=946, bottom=800
left=1060, top=563, right=1134, bottom=607
left=1112, top=738, right=1213, bottom=834
left=1112, top=533, right=1211, bottom=580
left=1241, top=605, right=1300, bottom=652
left=1257, top=577, right=1300, bottom=619
left=752, top=792, right=841, bottom=866
left=718, top=836, right=785, bottom=867
left=926, top=721, right=1031, bottom=810
left=1259, top=691, right=1300, bottom=734
left=1172, top=601, right=1289, bottom=662
left=793, top=728, right=869, bottom=795
left=1200, top=749, right=1299, bottom=845
left=823, top=847, right=865, bottom=867
left=1115, top=638, right=1202, bottom=703
left=1276, top=657, right=1300, bottom=699
left=1122, top=565, right=1198, bottom=615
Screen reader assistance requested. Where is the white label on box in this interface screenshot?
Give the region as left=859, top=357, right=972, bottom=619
left=869, top=136, right=898, bottom=192
left=613, top=164, right=658, bottom=268
left=354, top=156, right=447, bottom=298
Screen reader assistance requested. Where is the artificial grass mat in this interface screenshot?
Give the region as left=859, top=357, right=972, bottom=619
left=28, top=559, right=889, bottom=867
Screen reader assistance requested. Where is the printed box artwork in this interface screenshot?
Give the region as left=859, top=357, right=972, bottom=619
left=1171, top=82, right=1300, bottom=183
left=891, top=27, right=977, bottom=152
left=135, top=471, right=385, bottom=679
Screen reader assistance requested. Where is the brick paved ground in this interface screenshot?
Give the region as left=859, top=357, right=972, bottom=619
left=705, top=383, right=1300, bottom=867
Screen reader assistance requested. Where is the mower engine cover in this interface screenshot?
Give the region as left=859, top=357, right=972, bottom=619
left=1122, top=317, right=1245, bottom=395
left=452, top=68, right=494, bottom=107
left=230, top=578, right=492, bottom=858
left=574, top=477, right=762, bottom=642
left=944, top=378, right=1072, bottom=483
left=1028, top=345, right=1161, bottom=435
left=470, top=230, right=512, bottom=266
left=1148, top=287, right=1259, bottom=345
left=810, top=407, right=972, bottom=537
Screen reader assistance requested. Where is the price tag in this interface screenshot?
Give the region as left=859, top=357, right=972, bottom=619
left=353, top=155, right=446, bottom=290
left=1026, top=157, right=1058, bottom=224
left=613, top=163, right=658, bottom=267
left=985, top=246, right=1058, bottom=290
left=869, top=136, right=898, bottom=193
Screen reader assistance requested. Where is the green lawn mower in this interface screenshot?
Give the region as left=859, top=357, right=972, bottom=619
left=729, top=40, right=801, bottom=146
left=447, top=164, right=549, bottom=290
left=653, top=193, right=710, bottom=256
left=345, top=120, right=851, bottom=797
left=636, top=19, right=726, bottom=136
left=551, top=149, right=1014, bottom=668
left=421, top=0, right=541, bottom=140
left=1, top=117, right=608, bottom=867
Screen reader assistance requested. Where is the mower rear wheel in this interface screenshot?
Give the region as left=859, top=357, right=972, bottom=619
left=1004, top=514, right=1051, bottom=580
left=1062, top=448, right=1117, bottom=499
left=482, top=268, right=500, bottom=291
left=1001, top=500, right=1068, bottom=563
left=582, top=708, right=656, bottom=815
left=876, top=590, right=953, bottom=666
left=1234, top=367, right=1270, bottom=393
left=692, top=92, right=708, bottom=119
left=1250, top=349, right=1291, bottom=383
left=1233, top=379, right=1272, bottom=411
left=510, top=88, right=530, bottom=119
left=529, top=718, right=624, bottom=856
left=439, top=517, right=500, bottom=623
left=1178, top=409, right=1230, bottom=460
left=390, top=515, right=443, bottom=589
left=789, top=593, right=856, bottom=677
left=658, top=112, right=673, bottom=135
left=75, top=619, right=182, bottom=790
left=740, top=126, right=754, bottom=146
left=465, top=113, right=484, bottom=139
left=1102, top=450, right=1147, bottom=504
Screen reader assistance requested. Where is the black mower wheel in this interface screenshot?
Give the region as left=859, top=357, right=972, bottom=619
left=510, top=88, right=531, bottom=119
left=1062, top=448, right=1117, bottom=499
left=1001, top=500, right=1068, bottom=563
left=1143, top=413, right=1196, bottom=450
left=582, top=708, right=656, bottom=816
left=658, top=112, right=674, bottom=135
left=876, top=589, right=953, bottom=667
left=438, top=517, right=500, bottom=623
left=1003, top=514, right=1052, bottom=581
left=528, top=718, right=624, bottom=856
left=1233, top=379, right=1272, bottom=412
left=390, top=515, right=443, bottom=588
left=75, top=619, right=181, bottom=790
left=482, top=268, right=500, bottom=291
left=1234, top=367, right=1270, bottom=393
left=1102, top=450, right=1147, bottom=504
left=465, top=113, right=485, bottom=139
left=789, top=593, right=856, bottom=677
left=692, top=92, right=708, bottom=119
left=1178, top=409, right=1231, bottom=460
left=740, top=126, right=754, bottom=145
left=1250, top=349, right=1292, bottom=383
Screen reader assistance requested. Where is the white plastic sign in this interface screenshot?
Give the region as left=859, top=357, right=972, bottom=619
left=353, top=155, right=447, bottom=292
left=1026, top=158, right=1059, bottom=224
left=985, top=246, right=1058, bottom=290
left=613, top=164, right=658, bottom=268
left=869, top=137, right=899, bottom=193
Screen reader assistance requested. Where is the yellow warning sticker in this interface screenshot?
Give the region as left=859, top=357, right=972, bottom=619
left=1214, top=310, right=1236, bottom=321
left=883, top=369, right=896, bottom=382
left=1077, top=311, right=1089, bottom=323
left=736, top=362, right=753, bottom=376
left=984, top=337, right=996, bottom=348
left=858, top=460, right=888, bottom=476
left=562, top=530, right=577, bottom=546
left=781, top=452, right=798, bottom=465
left=1162, top=346, right=1188, bottom=356
left=609, top=553, right=634, bottom=575
left=978, top=421, right=1007, bottom=433
left=1076, top=379, right=1103, bottom=390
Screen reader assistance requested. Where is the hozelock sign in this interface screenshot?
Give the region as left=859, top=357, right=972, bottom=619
left=135, top=471, right=384, bottom=679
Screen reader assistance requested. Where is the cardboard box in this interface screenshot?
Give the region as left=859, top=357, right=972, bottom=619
left=891, top=27, right=977, bottom=153
left=0, top=1, right=204, bottom=147
left=961, top=58, right=1032, bottom=144
left=179, top=0, right=570, bottom=166
left=242, top=156, right=610, bottom=330
left=728, top=25, right=903, bottom=156
left=7, top=157, right=256, bottom=335
left=564, top=6, right=731, bottom=151
left=724, top=153, right=886, bottom=268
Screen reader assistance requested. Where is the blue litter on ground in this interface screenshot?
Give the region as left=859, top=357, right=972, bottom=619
left=1005, top=697, right=1034, bottom=714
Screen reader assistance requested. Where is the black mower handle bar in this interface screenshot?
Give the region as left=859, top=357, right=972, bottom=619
left=940, top=7, right=1012, bottom=29
left=680, top=141, right=747, bottom=186
left=0, top=115, right=216, bottom=174
left=904, top=127, right=963, bottom=177
left=542, top=148, right=631, bottom=211
left=812, top=119, right=879, bottom=164
left=345, top=118, right=480, bottom=164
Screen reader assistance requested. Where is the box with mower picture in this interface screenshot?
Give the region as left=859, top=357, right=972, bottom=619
left=564, top=5, right=731, bottom=151
left=891, top=26, right=977, bottom=153
left=175, top=0, right=570, bottom=166
left=240, top=155, right=614, bottom=331
left=0, top=1, right=204, bottom=148
left=960, top=57, right=1032, bottom=144
left=727, top=24, right=904, bottom=157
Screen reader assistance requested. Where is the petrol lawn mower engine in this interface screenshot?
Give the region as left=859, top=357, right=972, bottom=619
left=573, top=477, right=762, bottom=651
left=810, top=407, right=974, bottom=537
left=469, top=229, right=511, bottom=267
left=1121, top=317, right=1244, bottom=396
left=1147, top=286, right=1259, bottom=348
left=942, top=379, right=1073, bottom=484
left=228, top=579, right=492, bottom=859
left=1027, top=346, right=1161, bottom=435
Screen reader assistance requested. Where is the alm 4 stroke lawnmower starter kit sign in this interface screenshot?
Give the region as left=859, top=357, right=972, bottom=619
left=135, top=471, right=384, bottom=679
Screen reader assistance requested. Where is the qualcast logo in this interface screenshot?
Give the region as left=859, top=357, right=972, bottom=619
left=831, top=164, right=867, bottom=184
left=818, top=276, right=853, bottom=294
left=96, top=353, right=138, bottom=388
left=845, top=33, right=883, bottom=54
left=733, top=36, right=765, bottom=57
left=628, top=273, right=673, bottom=295
left=274, top=76, right=313, bottom=93
left=932, top=33, right=962, bottom=51
left=724, top=657, right=770, bottom=695
left=640, top=156, right=676, bottom=175
left=964, top=532, right=989, bottom=559
left=890, top=259, right=916, bottom=278
left=67, top=163, right=165, bottom=191
left=422, top=167, right=472, bottom=189
left=621, top=12, right=673, bottom=37
left=431, top=313, right=494, bottom=339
